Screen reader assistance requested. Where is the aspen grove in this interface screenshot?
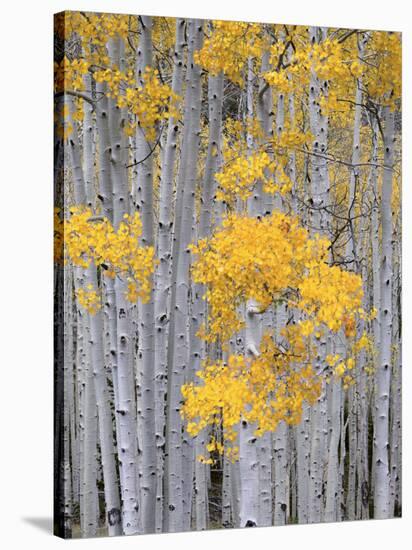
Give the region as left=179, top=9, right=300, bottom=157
left=54, top=12, right=401, bottom=538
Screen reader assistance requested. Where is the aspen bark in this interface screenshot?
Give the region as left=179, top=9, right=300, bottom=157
left=135, top=16, right=157, bottom=534
left=154, top=18, right=186, bottom=532
left=82, top=314, right=99, bottom=537
left=390, top=227, right=401, bottom=515
left=82, top=72, right=95, bottom=209
left=165, top=19, right=204, bottom=532
left=273, top=423, right=289, bottom=525
left=192, top=71, right=224, bottom=530
left=308, top=26, right=330, bottom=524
left=85, top=265, right=122, bottom=536
left=255, top=52, right=275, bottom=527
left=62, top=266, right=73, bottom=537
left=239, top=59, right=260, bottom=529
left=273, top=82, right=288, bottom=527
left=295, top=403, right=310, bottom=523
left=374, top=106, right=395, bottom=519
left=324, top=378, right=341, bottom=522
left=95, top=81, right=113, bottom=222
left=68, top=111, right=122, bottom=536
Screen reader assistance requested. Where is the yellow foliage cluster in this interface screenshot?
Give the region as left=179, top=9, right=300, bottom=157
left=94, top=66, right=179, bottom=141
left=195, top=21, right=263, bottom=85
left=216, top=150, right=292, bottom=204
left=297, top=261, right=363, bottom=332
left=77, top=286, right=101, bottom=315
left=54, top=57, right=89, bottom=93
left=190, top=211, right=362, bottom=343
left=184, top=212, right=365, bottom=458
left=55, top=98, right=85, bottom=140
left=363, top=32, right=401, bottom=106
left=216, top=118, right=310, bottom=206
left=311, top=39, right=360, bottom=82
left=56, top=11, right=129, bottom=57
left=64, top=208, right=156, bottom=311
left=55, top=12, right=179, bottom=141
left=354, top=330, right=372, bottom=353
left=181, top=333, right=321, bottom=459
left=264, top=29, right=401, bottom=119
left=267, top=37, right=357, bottom=87
left=264, top=35, right=363, bottom=121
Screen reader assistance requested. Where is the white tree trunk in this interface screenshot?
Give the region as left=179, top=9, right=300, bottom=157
left=239, top=58, right=261, bottom=529
left=374, top=106, right=395, bottom=519
left=68, top=110, right=122, bottom=535
left=62, top=266, right=73, bottom=537
left=154, top=17, right=186, bottom=533
left=86, top=265, right=122, bottom=536
left=324, top=378, right=342, bottom=522
left=165, top=19, right=203, bottom=533
left=295, top=402, right=310, bottom=523
left=82, top=312, right=99, bottom=537
left=82, top=72, right=95, bottom=209
left=307, top=26, right=330, bottom=524
left=135, top=16, right=157, bottom=534
left=273, top=422, right=289, bottom=525
left=191, top=71, right=224, bottom=530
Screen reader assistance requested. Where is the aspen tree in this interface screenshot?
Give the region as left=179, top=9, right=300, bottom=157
left=135, top=15, right=157, bottom=533
left=165, top=19, right=204, bottom=532
left=191, top=71, right=224, bottom=530
left=82, top=314, right=99, bottom=538
left=154, top=18, right=186, bottom=532
left=84, top=264, right=122, bottom=535
left=307, top=27, right=330, bottom=523
left=239, top=58, right=260, bottom=529
left=66, top=99, right=123, bottom=536
left=374, top=106, right=395, bottom=519
left=256, top=48, right=274, bottom=528
left=273, top=53, right=289, bottom=527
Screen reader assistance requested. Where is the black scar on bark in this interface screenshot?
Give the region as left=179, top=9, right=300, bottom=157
left=107, top=508, right=121, bottom=526
left=361, top=480, right=369, bottom=507
left=245, top=520, right=256, bottom=527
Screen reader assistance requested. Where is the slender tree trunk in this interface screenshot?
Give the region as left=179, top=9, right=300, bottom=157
left=295, top=402, right=310, bottom=523
left=307, top=26, right=330, bottom=524
left=192, top=71, right=224, bottom=530
left=370, top=115, right=380, bottom=508
left=62, top=266, right=73, bottom=537
left=374, top=106, right=395, bottom=519
left=83, top=72, right=95, bottom=209
left=240, top=58, right=260, bottom=529
left=390, top=221, right=401, bottom=515
left=82, top=312, right=99, bottom=537
left=165, top=19, right=204, bottom=533
left=356, top=229, right=370, bottom=520
left=85, top=265, right=122, bottom=536
left=154, top=18, right=186, bottom=533
left=134, top=16, right=157, bottom=534
left=95, top=81, right=113, bottom=222
left=273, top=79, right=289, bottom=527
left=68, top=110, right=122, bottom=536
